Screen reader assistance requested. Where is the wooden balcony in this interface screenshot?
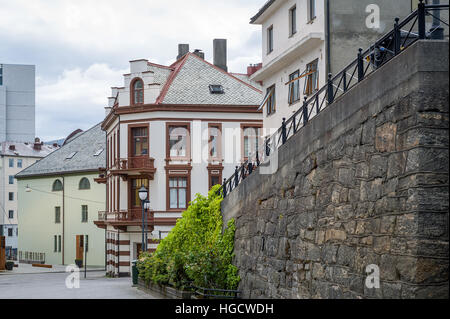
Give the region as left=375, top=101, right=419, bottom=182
left=94, top=209, right=180, bottom=231
left=110, top=157, right=156, bottom=179
left=94, top=168, right=107, bottom=184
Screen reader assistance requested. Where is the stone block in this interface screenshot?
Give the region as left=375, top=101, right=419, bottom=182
left=375, top=122, right=397, bottom=152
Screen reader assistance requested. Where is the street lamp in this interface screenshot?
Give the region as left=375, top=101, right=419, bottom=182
left=138, top=186, right=148, bottom=254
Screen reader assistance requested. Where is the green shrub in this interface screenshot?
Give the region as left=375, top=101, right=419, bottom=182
left=137, top=185, right=240, bottom=290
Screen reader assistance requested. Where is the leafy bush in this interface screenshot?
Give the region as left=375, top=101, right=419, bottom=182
left=137, top=185, right=239, bottom=290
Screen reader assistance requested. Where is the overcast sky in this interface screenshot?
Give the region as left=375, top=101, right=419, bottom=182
left=0, top=0, right=263, bottom=141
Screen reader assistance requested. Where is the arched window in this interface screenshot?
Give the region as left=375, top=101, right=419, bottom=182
left=52, top=179, right=63, bottom=192
left=79, top=177, right=91, bottom=190
left=131, top=78, right=144, bottom=105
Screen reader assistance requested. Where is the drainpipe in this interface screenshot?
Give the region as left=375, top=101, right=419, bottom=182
left=430, top=0, right=444, bottom=39
left=325, top=0, right=331, bottom=75
left=62, top=176, right=65, bottom=265
left=117, top=231, right=120, bottom=277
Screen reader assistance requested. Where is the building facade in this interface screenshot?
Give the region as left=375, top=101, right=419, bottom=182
left=0, top=140, right=58, bottom=259
left=250, top=0, right=415, bottom=132
left=16, top=124, right=106, bottom=266
left=94, top=40, right=263, bottom=277
left=0, top=63, right=36, bottom=143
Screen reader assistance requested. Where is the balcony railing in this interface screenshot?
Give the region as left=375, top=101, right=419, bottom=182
left=117, top=157, right=155, bottom=170
left=98, top=209, right=154, bottom=222
left=220, top=2, right=449, bottom=198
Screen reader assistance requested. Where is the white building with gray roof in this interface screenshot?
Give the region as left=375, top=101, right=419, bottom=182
left=95, top=39, right=264, bottom=277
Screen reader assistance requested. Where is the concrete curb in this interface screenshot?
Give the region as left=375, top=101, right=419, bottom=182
left=0, top=269, right=105, bottom=276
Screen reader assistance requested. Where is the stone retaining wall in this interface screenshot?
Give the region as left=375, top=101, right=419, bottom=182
left=221, top=40, right=449, bottom=299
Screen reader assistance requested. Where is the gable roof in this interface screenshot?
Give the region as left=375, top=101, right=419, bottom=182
left=250, top=0, right=276, bottom=24
left=15, top=123, right=106, bottom=178
left=156, top=53, right=262, bottom=105
left=1, top=141, right=58, bottom=158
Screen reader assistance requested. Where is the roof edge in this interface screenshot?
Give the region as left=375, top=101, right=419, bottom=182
left=250, top=0, right=276, bottom=24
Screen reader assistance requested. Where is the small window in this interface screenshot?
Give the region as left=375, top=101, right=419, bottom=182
left=0, top=64, right=3, bottom=86
left=289, top=6, right=297, bottom=36
left=267, top=26, right=274, bottom=54
left=209, top=85, right=224, bottom=94
left=131, top=127, right=149, bottom=156
left=8, top=210, right=14, bottom=219
left=52, top=179, right=63, bottom=192
left=94, top=149, right=103, bottom=157
left=132, top=78, right=144, bottom=105
left=55, top=207, right=61, bottom=224
left=266, top=85, right=276, bottom=115
left=81, top=205, right=88, bottom=223
left=8, top=228, right=13, bottom=237
left=58, top=235, right=62, bottom=252
left=9, top=158, right=14, bottom=167
left=308, top=0, right=316, bottom=22
left=17, top=159, right=23, bottom=168
left=8, top=192, right=14, bottom=201
left=8, top=176, right=14, bottom=185
left=243, top=126, right=261, bottom=159
left=79, top=178, right=91, bottom=190
left=288, top=70, right=300, bottom=104
left=168, top=125, right=189, bottom=158
left=304, top=59, right=319, bottom=96
left=169, top=177, right=188, bottom=209
left=209, top=125, right=222, bottom=160
left=66, top=152, right=77, bottom=160
left=54, top=235, right=57, bottom=252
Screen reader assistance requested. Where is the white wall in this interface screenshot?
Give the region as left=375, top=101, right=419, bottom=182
left=0, top=64, right=35, bottom=143
left=253, top=0, right=327, bottom=134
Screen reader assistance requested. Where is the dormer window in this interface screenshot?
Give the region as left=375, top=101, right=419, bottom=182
left=66, top=151, right=77, bottom=160
left=131, top=78, right=144, bottom=105
left=209, top=85, right=224, bottom=94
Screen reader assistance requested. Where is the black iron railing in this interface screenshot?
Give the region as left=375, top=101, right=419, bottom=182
left=191, top=284, right=241, bottom=299
left=220, top=1, right=449, bottom=198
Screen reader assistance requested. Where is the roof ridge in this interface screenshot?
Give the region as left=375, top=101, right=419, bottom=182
left=188, top=53, right=262, bottom=93
left=16, top=122, right=104, bottom=177
left=155, top=53, right=191, bottom=104
left=147, top=61, right=175, bottom=70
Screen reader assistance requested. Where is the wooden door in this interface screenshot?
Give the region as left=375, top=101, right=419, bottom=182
left=136, top=243, right=142, bottom=259
left=0, top=236, right=5, bottom=270
left=76, top=235, right=84, bottom=261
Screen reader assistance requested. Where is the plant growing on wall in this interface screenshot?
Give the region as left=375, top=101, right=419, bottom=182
left=137, top=185, right=240, bottom=290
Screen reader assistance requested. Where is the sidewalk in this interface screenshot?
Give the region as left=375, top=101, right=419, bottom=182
left=0, top=263, right=105, bottom=275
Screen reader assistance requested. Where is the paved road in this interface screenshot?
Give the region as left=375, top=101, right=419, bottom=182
left=0, top=271, right=162, bottom=299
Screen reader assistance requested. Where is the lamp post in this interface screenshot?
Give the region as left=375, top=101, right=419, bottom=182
left=138, top=186, right=148, bottom=254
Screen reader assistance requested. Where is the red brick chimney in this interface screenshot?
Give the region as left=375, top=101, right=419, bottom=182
left=34, top=138, right=42, bottom=151
left=247, top=63, right=262, bottom=77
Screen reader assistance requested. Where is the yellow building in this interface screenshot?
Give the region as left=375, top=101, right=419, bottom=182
left=16, top=124, right=106, bottom=267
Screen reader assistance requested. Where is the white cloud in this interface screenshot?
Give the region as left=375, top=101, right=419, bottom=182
left=36, top=64, right=127, bottom=141
left=0, top=0, right=264, bottom=140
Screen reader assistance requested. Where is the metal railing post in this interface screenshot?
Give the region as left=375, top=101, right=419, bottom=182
left=327, top=73, right=334, bottom=104
left=281, top=118, right=287, bottom=144
left=256, top=150, right=260, bottom=166
left=222, top=179, right=227, bottom=197
left=248, top=162, right=253, bottom=174
left=418, top=0, right=426, bottom=39
left=302, top=96, right=309, bottom=125
left=234, top=166, right=239, bottom=187
left=265, top=137, right=271, bottom=157
left=394, top=17, right=401, bottom=55
left=357, top=48, right=364, bottom=82
left=342, top=71, right=347, bottom=92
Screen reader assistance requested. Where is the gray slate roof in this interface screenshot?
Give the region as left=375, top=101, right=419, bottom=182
left=160, top=53, right=262, bottom=105
left=1, top=142, right=58, bottom=158
left=15, top=123, right=106, bottom=178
